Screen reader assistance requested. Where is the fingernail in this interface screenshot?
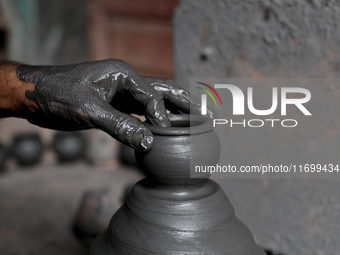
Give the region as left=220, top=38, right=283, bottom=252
left=140, top=135, right=154, bottom=151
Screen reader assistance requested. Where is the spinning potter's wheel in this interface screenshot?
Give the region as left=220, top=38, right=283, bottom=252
left=90, top=115, right=265, bottom=255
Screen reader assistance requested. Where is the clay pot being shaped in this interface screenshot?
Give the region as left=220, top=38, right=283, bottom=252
left=11, top=132, right=44, bottom=167
left=90, top=114, right=266, bottom=255
left=135, top=114, right=219, bottom=184
left=52, top=131, right=87, bottom=163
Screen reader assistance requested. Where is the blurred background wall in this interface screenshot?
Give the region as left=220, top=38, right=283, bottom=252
left=89, top=0, right=178, bottom=78
left=173, top=1, right=340, bottom=255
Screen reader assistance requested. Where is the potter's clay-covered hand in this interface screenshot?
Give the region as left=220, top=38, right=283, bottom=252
left=3, top=59, right=202, bottom=151
left=143, top=77, right=214, bottom=119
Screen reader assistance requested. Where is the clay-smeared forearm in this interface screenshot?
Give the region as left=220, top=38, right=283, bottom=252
left=0, top=61, right=37, bottom=118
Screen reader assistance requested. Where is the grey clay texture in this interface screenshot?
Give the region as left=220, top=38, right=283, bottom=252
left=90, top=115, right=265, bottom=255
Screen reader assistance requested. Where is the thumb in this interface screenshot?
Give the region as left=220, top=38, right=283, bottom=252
left=87, top=101, right=154, bottom=151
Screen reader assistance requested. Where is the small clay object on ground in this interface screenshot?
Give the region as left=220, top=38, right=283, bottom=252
left=72, top=187, right=119, bottom=247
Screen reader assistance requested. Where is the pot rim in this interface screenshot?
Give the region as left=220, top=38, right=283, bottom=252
left=143, top=114, right=213, bottom=136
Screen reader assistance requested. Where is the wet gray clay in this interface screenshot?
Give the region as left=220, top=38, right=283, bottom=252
left=90, top=115, right=266, bottom=255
